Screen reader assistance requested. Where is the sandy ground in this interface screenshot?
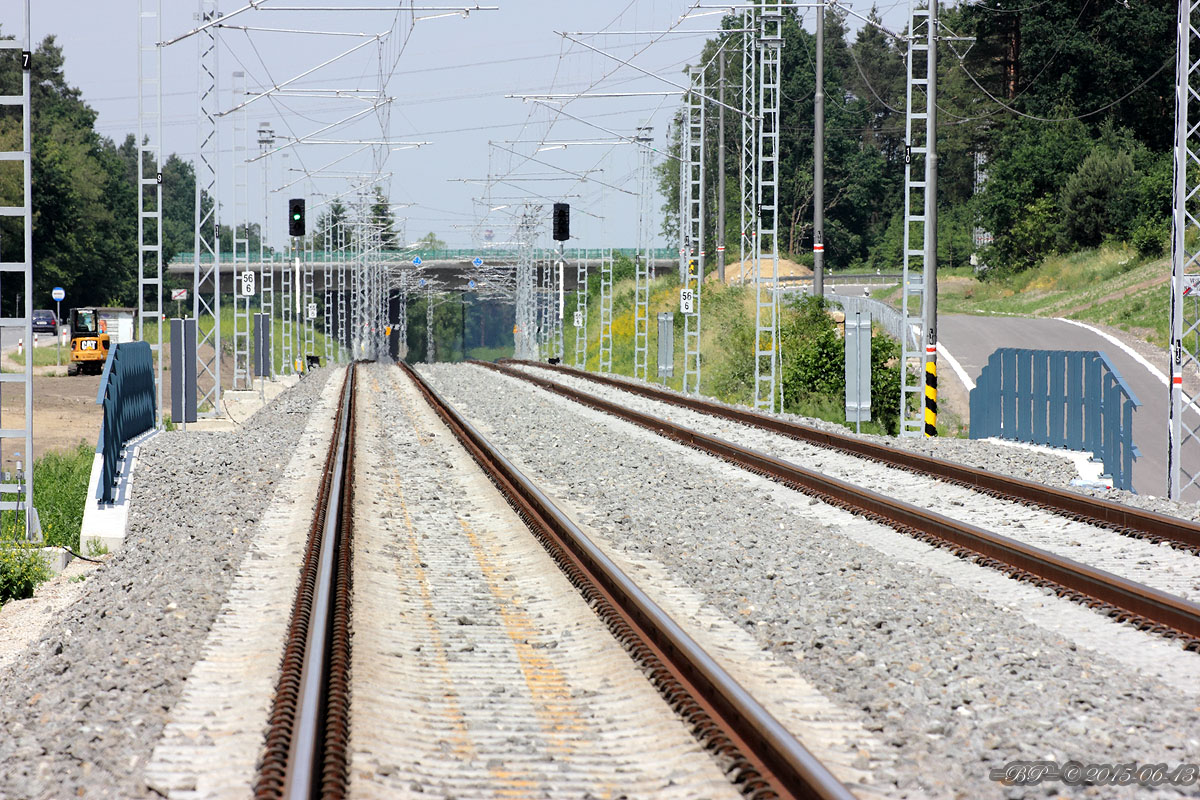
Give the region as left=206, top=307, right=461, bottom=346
left=706, top=257, right=813, bottom=284
left=0, top=373, right=103, bottom=461
left=0, top=556, right=107, bottom=670
left=0, top=341, right=246, bottom=461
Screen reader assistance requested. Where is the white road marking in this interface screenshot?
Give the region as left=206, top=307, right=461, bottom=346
left=1054, top=317, right=1169, bottom=388
left=936, top=342, right=975, bottom=392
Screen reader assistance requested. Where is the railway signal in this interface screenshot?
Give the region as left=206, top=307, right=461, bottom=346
left=288, top=198, right=305, bottom=237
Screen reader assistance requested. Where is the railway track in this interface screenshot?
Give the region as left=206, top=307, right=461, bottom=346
left=500, top=359, right=1200, bottom=553
left=252, top=360, right=857, bottom=800
left=256, top=364, right=357, bottom=799
left=478, top=359, right=1200, bottom=651
left=401, top=362, right=854, bottom=799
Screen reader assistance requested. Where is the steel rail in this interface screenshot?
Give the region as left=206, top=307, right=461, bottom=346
left=256, top=365, right=357, bottom=800
left=500, top=359, right=1200, bottom=553
left=479, top=360, right=1200, bottom=650
left=400, top=362, right=853, bottom=800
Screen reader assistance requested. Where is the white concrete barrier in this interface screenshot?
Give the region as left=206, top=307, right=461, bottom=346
left=79, top=427, right=159, bottom=557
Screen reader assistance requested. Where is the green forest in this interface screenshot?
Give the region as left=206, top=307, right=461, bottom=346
left=0, top=35, right=400, bottom=314
left=0, top=1, right=1181, bottom=317
left=659, top=1, right=1174, bottom=277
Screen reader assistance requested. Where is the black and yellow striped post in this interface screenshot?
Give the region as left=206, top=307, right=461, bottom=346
left=924, top=345, right=937, bottom=437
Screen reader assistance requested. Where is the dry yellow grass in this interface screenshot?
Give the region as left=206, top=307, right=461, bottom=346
left=706, top=258, right=812, bottom=285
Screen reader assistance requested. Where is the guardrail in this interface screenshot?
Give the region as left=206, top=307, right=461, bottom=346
left=779, top=272, right=902, bottom=285
left=96, top=342, right=157, bottom=504
left=826, top=292, right=917, bottom=349
left=969, top=348, right=1141, bottom=491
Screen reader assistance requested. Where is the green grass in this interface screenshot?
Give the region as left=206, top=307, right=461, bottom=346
left=34, top=443, right=93, bottom=551
left=0, top=442, right=93, bottom=552
left=872, top=243, right=1170, bottom=348
left=938, top=244, right=1168, bottom=344
left=9, top=344, right=70, bottom=367
left=465, top=345, right=512, bottom=363
left=139, top=303, right=337, bottom=374
left=559, top=274, right=903, bottom=434
left=0, top=442, right=93, bottom=605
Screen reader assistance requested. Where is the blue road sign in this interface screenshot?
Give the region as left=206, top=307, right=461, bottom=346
left=51, top=287, right=65, bottom=302
left=472, top=257, right=483, bottom=268
left=412, top=256, right=422, bottom=266
left=468, top=279, right=476, bottom=289
left=419, top=278, right=427, bottom=288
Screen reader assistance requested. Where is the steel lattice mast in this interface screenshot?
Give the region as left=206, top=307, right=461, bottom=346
left=1170, top=0, right=1200, bottom=499
left=740, top=9, right=757, bottom=288
left=303, top=219, right=316, bottom=360
left=514, top=204, right=539, bottom=360
left=193, top=0, right=221, bottom=411
left=598, top=248, right=614, bottom=373
left=899, top=1, right=938, bottom=437
left=231, top=70, right=252, bottom=389
left=257, top=123, right=275, bottom=378
left=337, top=220, right=348, bottom=362
left=396, top=268, right=408, bottom=361
left=574, top=249, right=588, bottom=368
left=281, top=236, right=295, bottom=374
left=550, top=250, right=565, bottom=362
left=2, top=0, right=36, bottom=538
left=323, top=213, right=334, bottom=364
left=754, top=3, right=782, bottom=412
left=634, top=126, right=655, bottom=381
left=682, top=66, right=706, bottom=395
left=137, top=0, right=164, bottom=423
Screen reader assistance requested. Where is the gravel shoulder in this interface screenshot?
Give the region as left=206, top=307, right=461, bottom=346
left=0, top=369, right=336, bottom=800
left=523, top=362, right=1200, bottom=523
left=511, top=363, right=1200, bottom=603
left=424, top=363, right=1200, bottom=800
left=0, top=558, right=107, bottom=673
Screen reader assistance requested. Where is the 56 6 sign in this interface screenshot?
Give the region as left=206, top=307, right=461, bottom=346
left=240, top=270, right=256, bottom=297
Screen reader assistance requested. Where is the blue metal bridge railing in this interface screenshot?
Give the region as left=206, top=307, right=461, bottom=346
left=969, top=348, right=1140, bottom=491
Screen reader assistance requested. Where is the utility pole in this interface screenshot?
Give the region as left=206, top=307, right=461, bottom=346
left=634, top=126, right=654, bottom=380
left=923, top=1, right=939, bottom=438
left=899, top=1, right=938, bottom=437
left=717, top=48, right=727, bottom=283
left=231, top=70, right=251, bottom=390
left=740, top=9, right=757, bottom=288
left=813, top=1, right=825, bottom=297
left=138, top=0, right=164, bottom=424
left=683, top=66, right=706, bottom=395
left=754, top=3, right=783, bottom=413
left=257, top=123, right=275, bottom=377
left=1169, top=0, right=1200, bottom=500
left=193, top=0, right=221, bottom=411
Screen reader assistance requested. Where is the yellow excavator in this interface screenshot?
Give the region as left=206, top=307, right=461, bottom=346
left=66, top=308, right=110, bottom=376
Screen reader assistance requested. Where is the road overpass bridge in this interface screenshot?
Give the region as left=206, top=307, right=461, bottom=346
left=167, top=248, right=681, bottom=295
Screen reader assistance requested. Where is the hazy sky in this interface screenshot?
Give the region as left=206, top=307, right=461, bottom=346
left=8, top=1, right=906, bottom=253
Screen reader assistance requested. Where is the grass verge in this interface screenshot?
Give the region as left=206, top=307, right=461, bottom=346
left=872, top=244, right=1170, bottom=348
left=0, top=442, right=94, bottom=606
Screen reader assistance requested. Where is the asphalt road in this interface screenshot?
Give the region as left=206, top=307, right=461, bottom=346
left=937, top=313, right=1192, bottom=501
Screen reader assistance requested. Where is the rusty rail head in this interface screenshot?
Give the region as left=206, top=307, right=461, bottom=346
left=479, top=360, right=1200, bottom=650
left=497, top=358, right=1200, bottom=553
left=400, top=362, right=854, bottom=800
left=256, top=365, right=357, bottom=800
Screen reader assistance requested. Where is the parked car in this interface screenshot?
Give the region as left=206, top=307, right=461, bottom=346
left=32, top=309, right=57, bottom=334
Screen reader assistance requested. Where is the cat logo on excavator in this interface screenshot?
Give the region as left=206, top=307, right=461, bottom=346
left=67, top=308, right=110, bottom=376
